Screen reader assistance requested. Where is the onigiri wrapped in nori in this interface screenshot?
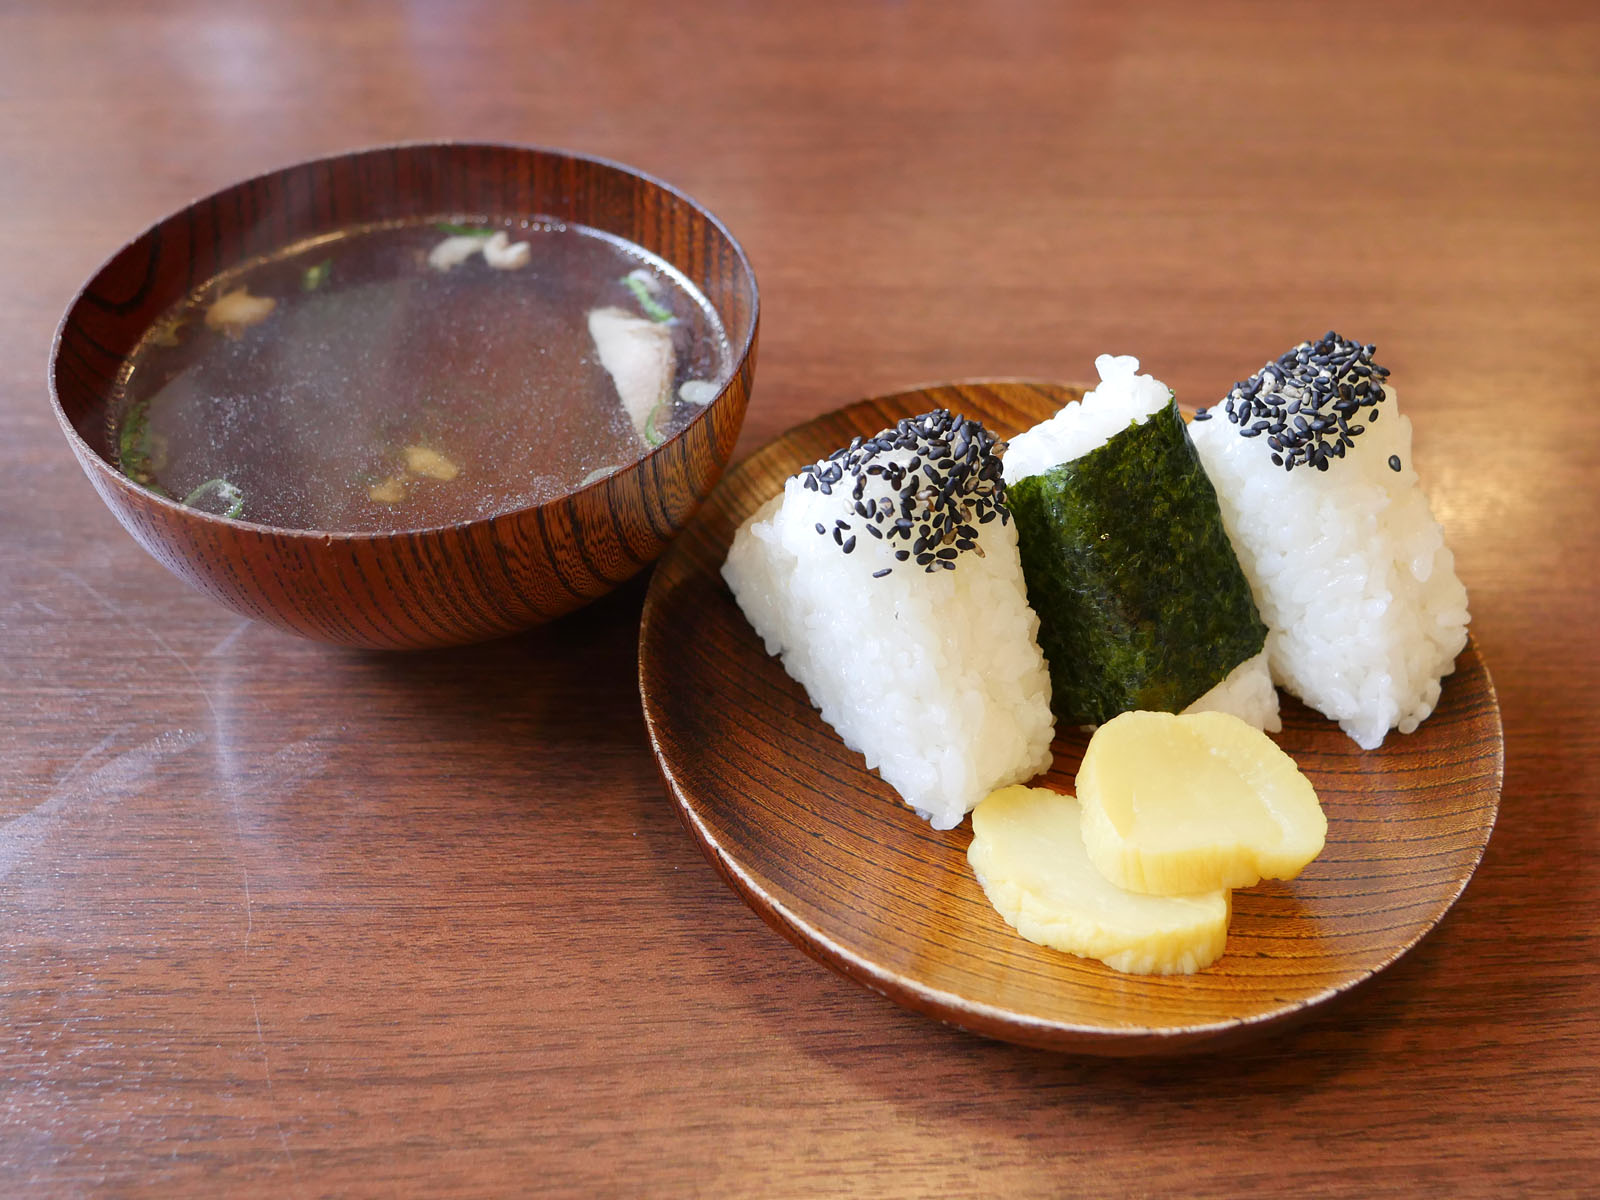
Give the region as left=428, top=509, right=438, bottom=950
left=721, top=410, right=1055, bottom=830
left=1188, top=333, right=1469, bottom=749
left=1003, top=356, right=1277, bottom=731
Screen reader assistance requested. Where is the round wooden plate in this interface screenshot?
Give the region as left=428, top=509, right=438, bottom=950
left=638, top=381, right=1503, bottom=1055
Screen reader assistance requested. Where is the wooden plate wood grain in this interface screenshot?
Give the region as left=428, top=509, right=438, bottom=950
left=638, top=381, right=1503, bottom=1055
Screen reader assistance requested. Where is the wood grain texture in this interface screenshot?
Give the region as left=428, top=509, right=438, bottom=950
left=1, top=0, right=1597, bottom=1195
left=640, top=383, right=1503, bottom=1054
left=50, top=143, right=758, bottom=648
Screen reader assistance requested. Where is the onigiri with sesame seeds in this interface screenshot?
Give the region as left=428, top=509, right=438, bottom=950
left=721, top=410, right=1055, bottom=830
left=1189, top=333, right=1470, bottom=749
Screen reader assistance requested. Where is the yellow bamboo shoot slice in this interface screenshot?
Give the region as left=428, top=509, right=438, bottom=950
left=968, top=785, right=1230, bottom=975
left=1076, top=710, right=1326, bottom=896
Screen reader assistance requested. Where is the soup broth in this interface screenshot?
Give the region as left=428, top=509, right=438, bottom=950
left=114, top=219, right=731, bottom=531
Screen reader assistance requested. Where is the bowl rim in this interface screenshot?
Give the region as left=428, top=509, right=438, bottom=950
left=47, top=139, right=761, bottom=542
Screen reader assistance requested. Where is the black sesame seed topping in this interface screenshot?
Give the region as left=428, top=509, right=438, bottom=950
left=1389, top=454, right=1402, bottom=472
left=796, top=410, right=1009, bottom=576
left=1217, top=332, right=1389, bottom=475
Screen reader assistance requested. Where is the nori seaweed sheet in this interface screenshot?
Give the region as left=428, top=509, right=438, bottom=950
left=1008, top=399, right=1267, bottom=725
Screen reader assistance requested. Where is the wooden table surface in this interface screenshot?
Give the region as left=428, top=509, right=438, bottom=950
left=2, top=1, right=1595, bottom=1194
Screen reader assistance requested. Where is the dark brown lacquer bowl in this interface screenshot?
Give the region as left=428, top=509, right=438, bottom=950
left=639, top=381, right=1503, bottom=1056
left=50, top=143, right=758, bottom=649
